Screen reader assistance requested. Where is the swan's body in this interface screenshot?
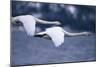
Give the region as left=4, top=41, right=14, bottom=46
left=35, top=26, right=92, bottom=47
left=46, top=27, right=64, bottom=47
left=11, top=15, right=61, bottom=36
left=12, top=15, right=36, bottom=36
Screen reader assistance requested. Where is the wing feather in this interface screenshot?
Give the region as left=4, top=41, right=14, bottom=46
left=46, top=27, right=64, bottom=47
left=17, top=15, right=36, bottom=36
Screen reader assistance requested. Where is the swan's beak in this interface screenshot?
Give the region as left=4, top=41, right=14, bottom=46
left=83, top=32, right=94, bottom=36
left=55, top=21, right=61, bottom=25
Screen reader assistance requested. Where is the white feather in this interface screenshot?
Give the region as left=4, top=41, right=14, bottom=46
left=45, top=27, right=64, bottom=47
left=15, top=15, right=36, bottom=36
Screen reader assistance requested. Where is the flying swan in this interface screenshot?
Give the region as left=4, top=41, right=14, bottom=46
left=35, top=26, right=92, bottom=47
left=11, top=15, right=61, bottom=36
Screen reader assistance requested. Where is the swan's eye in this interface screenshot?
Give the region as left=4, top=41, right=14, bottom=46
left=12, top=21, right=23, bottom=26
left=15, top=21, right=23, bottom=26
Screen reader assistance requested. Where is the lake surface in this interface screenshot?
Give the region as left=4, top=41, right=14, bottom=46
left=11, top=30, right=96, bottom=66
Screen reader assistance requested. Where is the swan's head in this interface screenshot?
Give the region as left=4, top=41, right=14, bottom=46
left=82, top=32, right=93, bottom=36
left=54, top=21, right=61, bottom=25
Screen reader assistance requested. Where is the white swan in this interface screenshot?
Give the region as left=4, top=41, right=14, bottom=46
left=11, top=15, right=61, bottom=36
left=35, top=26, right=92, bottom=47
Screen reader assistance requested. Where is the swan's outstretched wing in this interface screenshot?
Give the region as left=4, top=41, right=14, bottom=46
left=45, top=27, right=64, bottom=47
left=12, top=15, right=36, bottom=36
left=35, top=27, right=64, bottom=47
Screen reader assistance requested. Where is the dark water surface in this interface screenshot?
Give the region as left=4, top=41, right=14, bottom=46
left=11, top=30, right=96, bottom=66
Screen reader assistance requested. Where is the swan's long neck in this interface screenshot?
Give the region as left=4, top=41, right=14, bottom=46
left=63, top=30, right=90, bottom=37
left=34, top=17, right=58, bottom=24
